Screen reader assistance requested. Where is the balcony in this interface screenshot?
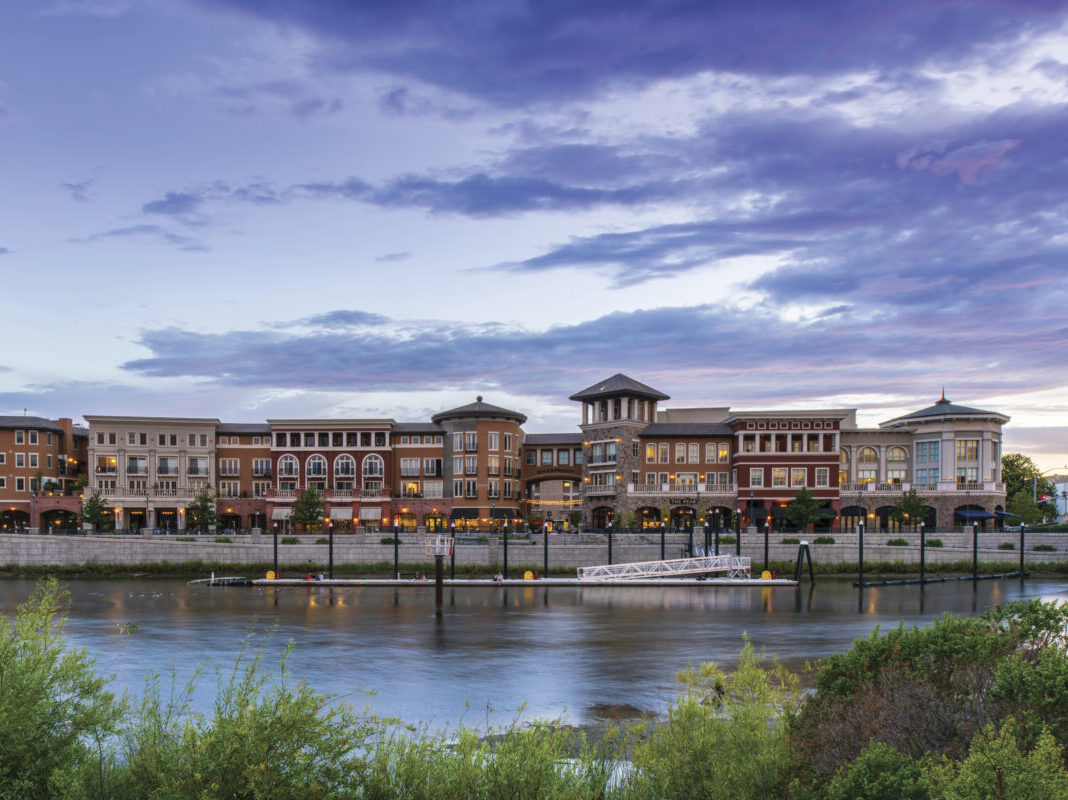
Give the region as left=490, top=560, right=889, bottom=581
left=327, top=489, right=354, bottom=500
left=627, top=483, right=738, bottom=496
left=584, top=485, right=617, bottom=497
left=841, top=481, right=1005, bottom=495
left=252, top=468, right=272, bottom=478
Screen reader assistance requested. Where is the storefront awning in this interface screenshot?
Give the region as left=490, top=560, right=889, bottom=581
left=359, top=507, right=382, bottom=520
left=329, top=507, right=353, bottom=520
left=994, top=510, right=1019, bottom=518
left=450, top=508, right=478, bottom=520
left=271, top=508, right=291, bottom=520
left=770, top=505, right=789, bottom=518
left=956, top=509, right=996, bottom=520
left=490, top=508, right=515, bottom=519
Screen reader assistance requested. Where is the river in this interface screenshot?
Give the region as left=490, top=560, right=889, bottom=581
left=1, top=577, right=1065, bottom=729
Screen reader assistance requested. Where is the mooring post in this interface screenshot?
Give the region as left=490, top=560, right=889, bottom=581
left=972, top=522, right=978, bottom=583
left=919, top=521, right=926, bottom=585
left=735, top=514, right=741, bottom=557
left=328, top=522, right=334, bottom=580
left=435, top=552, right=444, bottom=615
left=272, top=521, right=278, bottom=578
left=1019, top=523, right=1025, bottom=575
left=502, top=523, right=509, bottom=580
left=857, top=520, right=865, bottom=589
left=660, top=524, right=666, bottom=560
left=608, top=521, right=614, bottom=565
left=450, top=523, right=456, bottom=580
left=394, top=524, right=400, bottom=580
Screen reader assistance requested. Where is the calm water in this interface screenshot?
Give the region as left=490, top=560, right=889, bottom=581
left=1, top=577, right=1066, bottom=729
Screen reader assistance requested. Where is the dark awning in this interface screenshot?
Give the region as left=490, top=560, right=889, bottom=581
left=994, top=510, right=1020, bottom=518
left=450, top=508, right=478, bottom=520
left=956, top=509, right=996, bottom=520
left=811, top=507, right=836, bottom=517
left=771, top=505, right=789, bottom=518
left=490, top=508, right=515, bottom=520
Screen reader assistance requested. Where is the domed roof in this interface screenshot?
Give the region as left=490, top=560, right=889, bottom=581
left=569, top=373, right=670, bottom=402
left=431, top=396, right=526, bottom=425
left=882, top=391, right=1008, bottom=427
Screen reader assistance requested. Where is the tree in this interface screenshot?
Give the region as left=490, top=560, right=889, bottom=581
left=290, top=489, right=326, bottom=532
left=186, top=489, right=217, bottom=531
left=1002, top=453, right=1053, bottom=501
left=785, top=488, right=824, bottom=531
left=0, top=580, right=122, bottom=798
left=1007, top=489, right=1045, bottom=525
left=891, top=488, right=929, bottom=529
left=80, top=489, right=107, bottom=530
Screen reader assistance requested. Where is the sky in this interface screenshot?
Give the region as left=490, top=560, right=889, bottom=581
left=1, top=0, right=1067, bottom=469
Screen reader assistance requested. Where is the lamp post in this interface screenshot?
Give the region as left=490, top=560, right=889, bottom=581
left=607, top=518, right=613, bottom=564
left=450, top=522, right=456, bottom=579
left=714, top=509, right=720, bottom=556
left=272, top=521, right=278, bottom=578
left=393, top=522, right=400, bottom=579
left=543, top=519, right=549, bottom=574
left=857, top=518, right=865, bottom=588
left=328, top=521, right=334, bottom=579
left=763, top=520, right=769, bottom=572
left=919, top=520, right=926, bottom=584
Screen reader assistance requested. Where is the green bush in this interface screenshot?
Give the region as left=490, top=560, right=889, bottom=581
left=813, top=536, right=835, bottom=544
left=926, top=538, right=944, bottom=547
left=281, top=536, right=299, bottom=545
left=781, top=537, right=801, bottom=544
left=819, top=741, right=928, bottom=800
left=380, top=537, right=399, bottom=544
left=719, top=535, right=737, bottom=544
left=886, top=538, right=909, bottom=546
left=315, top=538, right=330, bottom=545
left=998, top=542, right=1016, bottom=550
left=175, top=536, right=195, bottom=542
left=213, top=536, right=232, bottom=543
left=1034, top=544, right=1057, bottom=552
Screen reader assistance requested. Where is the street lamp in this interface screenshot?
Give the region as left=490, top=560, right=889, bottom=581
left=272, top=521, right=278, bottom=578
left=328, top=520, right=334, bottom=579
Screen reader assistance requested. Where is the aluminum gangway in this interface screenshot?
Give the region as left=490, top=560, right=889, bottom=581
left=577, top=554, right=751, bottom=582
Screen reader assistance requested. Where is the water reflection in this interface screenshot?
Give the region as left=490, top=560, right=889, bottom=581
left=0, top=578, right=1064, bottom=728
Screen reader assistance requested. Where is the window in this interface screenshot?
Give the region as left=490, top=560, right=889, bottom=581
left=96, top=455, right=116, bottom=474
left=424, top=457, right=441, bottom=476
left=465, top=456, right=478, bottom=474
left=688, top=443, right=699, bottom=464
left=718, top=443, right=730, bottom=463
left=435, top=436, right=443, bottom=445
left=46, top=454, right=52, bottom=468
left=158, top=456, right=178, bottom=476
left=488, top=479, right=499, bottom=499
left=955, top=440, right=978, bottom=461
left=109, top=432, right=117, bottom=445
left=916, top=440, right=940, bottom=462
left=646, top=444, right=657, bottom=463
left=128, top=432, right=137, bottom=444
left=189, top=434, right=197, bottom=446
left=453, top=479, right=463, bottom=497
left=188, top=457, right=209, bottom=476
left=558, top=450, right=569, bottom=466
left=815, top=468, right=829, bottom=487
left=16, top=453, right=25, bottom=468
left=412, top=436, right=421, bottom=444
left=360, top=432, right=372, bottom=447
left=790, top=468, right=806, bottom=487
left=526, top=450, right=537, bottom=465
left=277, top=455, right=298, bottom=477
left=503, top=434, right=513, bottom=451
left=675, top=443, right=686, bottom=462
left=425, top=481, right=444, bottom=498
left=465, top=480, right=477, bottom=498
left=453, top=456, right=464, bottom=475
left=839, top=469, right=850, bottom=484
left=346, top=432, right=358, bottom=447
left=302, top=433, right=314, bottom=447
left=253, top=482, right=270, bottom=498
left=887, top=447, right=907, bottom=463
left=453, top=433, right=464, bottom=451
left=859, top=447, right=877, bottom=463
left=772, top=468, right=787, bottom=487
left=750, top=468, right=764, bottom=487
left=362, top=454, right=384, bottom=478
left=218, top=481, right=239, bottom=498
left=541, top=450, right=553, bottom=466
left=705, top=443, right=715, bottom=463
left=957, top=467, right=978, bottom=484
left=219, top=458, right=239, bottom=476
left=317, top=432, right=328, bottom=447
left=402, top=481, right=421, bottom=498
left=306, top=455, right=327, bottom=477
left=401, top=458, right=420, bottom=476
left=15, top=430, right=24, bottom=444
left=16, top=477, right=25, bottom=492
left=374, top=432, right=386, bottom=447
left=916, top=468, right=940, bottom=484
left=676, top=472, right=697, bottom=485
left=0, top=478, right=4, bottom=489
left=275, top=433, right=286, bottom=447
left=127, top=456, right=147, bottom=475
left=488, top=432, right=499, bottom=450
left=887, top=469, right=905, bottom=484
left=0, top=453, right=4, bottom=464
left=791, top=437, right=803, bottom=452
left=573, top=449, right=583, bottom=465
left=253, top=458, right=272, bottom=477
left=718, top=471, right=729, bottom=486
left=858, top=469, right=876, bottom=484
left=465, top=432, right=477, bottom=451
left=487, top=455, right=500, bottom=475
left=28, top=453, right=38, bottom=468
left=840, top=449, right=849, bottom=463
left=658, top=444, right=669, bottom=463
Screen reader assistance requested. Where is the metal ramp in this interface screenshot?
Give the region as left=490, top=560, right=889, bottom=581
left=577, top=554, right=751, bottom=582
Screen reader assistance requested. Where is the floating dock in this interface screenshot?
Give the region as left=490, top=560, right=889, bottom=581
left=193, top=576, right=797, bottom=588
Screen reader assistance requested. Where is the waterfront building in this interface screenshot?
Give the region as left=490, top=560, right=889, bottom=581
left=390, top=422, right=447, bottom=532
left=521, top=432, right=583, bottom=529
left=0, top=416, right=87, bottom=531
left=214, top=423, right=271, bottom=530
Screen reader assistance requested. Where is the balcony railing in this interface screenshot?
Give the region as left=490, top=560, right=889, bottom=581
left=584, top=485, right=616, bottom=496
left=842, top=481, right=1005, bottom=494
left=627, top=483, right=738, bottom=495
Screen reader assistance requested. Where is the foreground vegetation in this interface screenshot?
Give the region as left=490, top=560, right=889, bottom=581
left=3, top=580, right=1068, bottom=798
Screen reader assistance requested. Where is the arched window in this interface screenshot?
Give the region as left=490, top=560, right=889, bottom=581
left=277, top=454, right=298, bottom=478
left=334, top=454, right=355, bottom=476
left=362, top=454, right=384, bottom=478
left=839, top=449, right=849, bottom=464
left=306, top=454, right=327, bottom=477
left=887, top=447, right=907, bottom=463
left=858, top=447, right=878, bottom=463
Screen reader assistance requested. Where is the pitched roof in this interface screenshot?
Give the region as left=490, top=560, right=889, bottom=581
left=524, top=432, right=583, bottom=445
left=392, top=422, right=445, bottom=434
left=882, top=393, right=1008, bottom=426
left=568, top=373, right=670, bottom=402
left=0, top=416, right=63, bottom=433
left=431, top=397, right=527, bottom=425
left=639, top=422, right=734, bottom=437
left=216, top=422, right=271, bottom=434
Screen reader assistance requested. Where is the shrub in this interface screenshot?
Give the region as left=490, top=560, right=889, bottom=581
left=719, top=535, right=737, bottom=544
left=998, top=542, right=1016, bottom=550
left=926, top=538, right=943, bottom=547
left=1034, top=544, right=1056, bottom=552
left=781, top=537, right=801, bottom=544
left=819, top=741, right=927, bottom=800
left=380, top=537, right=399, bottom=545
left=886, top=538, right=909, bottom=546
left=315, top=538, right=329, bottom=545
left=175, top=536, right=195, bottom=542
left=813, top=536, right=835, bottom=544
left=213, top=536, right=232, bottom=544
left=281, top=536, right=299, bottom=545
